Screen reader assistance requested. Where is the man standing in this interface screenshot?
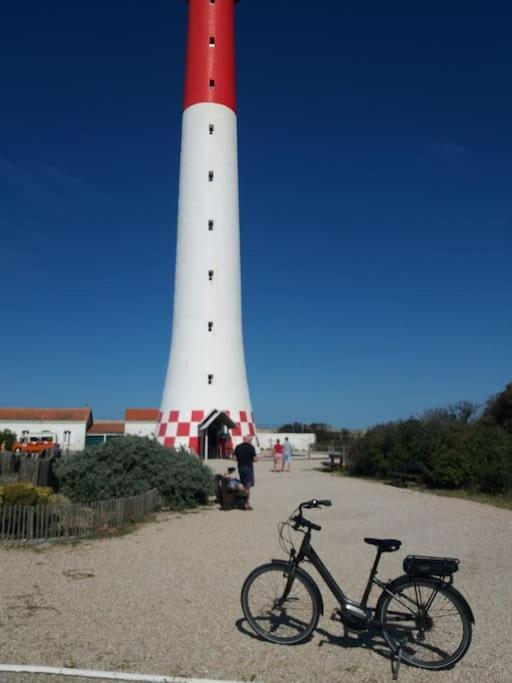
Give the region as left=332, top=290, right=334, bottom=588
left=283, top=437, right=293, bottom=472
left=234, top=436, right=258, bottom=510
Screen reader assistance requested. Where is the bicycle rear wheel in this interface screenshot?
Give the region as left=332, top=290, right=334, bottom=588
left=378, top=576, right=472, bottom=670
left=241, top=563, right=320, bottom=644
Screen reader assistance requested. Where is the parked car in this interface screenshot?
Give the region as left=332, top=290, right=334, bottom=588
left=12, top=432, right=59, bottom=457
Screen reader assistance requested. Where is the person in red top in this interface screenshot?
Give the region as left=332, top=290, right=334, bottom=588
left=273, top=439, right=284, bottom=472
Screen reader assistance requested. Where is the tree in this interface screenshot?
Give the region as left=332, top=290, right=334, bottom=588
left=421, top=401, right=479, bottom=425
left=277, top=422, right=355, bottom=447
left=278, top=422, right=306, bottom=433
left=482, top=382, right=512, bottom=432
left=449, top=401, right=480, bottom=424
left=0, top=429, right=16, bottom=451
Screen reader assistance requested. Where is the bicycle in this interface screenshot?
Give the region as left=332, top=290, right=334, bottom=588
left=241, top=499, right=474, bottom=678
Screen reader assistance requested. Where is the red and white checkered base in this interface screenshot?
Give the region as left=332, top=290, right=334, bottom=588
left=156, top=409, right=258, bottom=455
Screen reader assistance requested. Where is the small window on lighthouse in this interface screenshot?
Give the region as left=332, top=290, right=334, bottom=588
left=209, top=37, right=216, bottom=47
left=208, top=321, right=214, bottom=332
left=209, top=171, right=214, bottom=182
left=209, top=124, right=214, bottom=135
left=208, top=270, right=214, bottom=281
left=209, top=79, right=215, bottom=88
left=208, top=374, right=214, bottom=385
left=209, top=0, right=215, bottom=5
left=208, top=220, right=214, bottom=231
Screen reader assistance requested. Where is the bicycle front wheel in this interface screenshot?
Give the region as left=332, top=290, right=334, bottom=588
left=241, top=563, right=320, bottom=644
left=378, top=576, right=472, bottom=670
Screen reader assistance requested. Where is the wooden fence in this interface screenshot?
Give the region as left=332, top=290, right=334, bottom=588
left=0, top=451, right=53, bottom=487
left=0, top=489, right=161, bottom=543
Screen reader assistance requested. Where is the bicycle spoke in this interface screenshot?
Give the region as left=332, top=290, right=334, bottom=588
left=379, top=578, right=471, bottom=670
left=242, top=565, right=319, bottom=644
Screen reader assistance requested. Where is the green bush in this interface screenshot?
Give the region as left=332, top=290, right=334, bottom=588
left=429, top=449, right=470, bottom=489
left=348, top=410, right=512, bottom=494
left=482, top=382, right=512, bottom=432
left=0, top=483, right=56, bottom=506
left=0, top=429, right=17, bottom=451
left=54, top=436, right=214, bottom=510
left=464, top=424, right=512, bottom=494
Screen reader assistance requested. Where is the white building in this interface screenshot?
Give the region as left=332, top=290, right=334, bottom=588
left=1, top=407, right=314, bottom=458
left=124, top=409, right=159, bottom=438
left=85, top=420, right=125, bottom=447
left=257, top=430, right=316, bottom=453
left=83, top=409, right=160, bottom=446
left=0, top=408, right=93, bottom=452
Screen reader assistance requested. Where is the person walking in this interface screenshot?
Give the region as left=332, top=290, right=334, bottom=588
left=219, top=431, right=229, bottom=459
left=273, top=439, right=284, bottom=472
left=234, top=436, right=258, bottom=510
left=282, top=436, right=293, bottom=472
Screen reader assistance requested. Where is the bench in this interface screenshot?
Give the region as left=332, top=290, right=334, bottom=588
left=388, top=472, right=424, bottom=488
left=387, top=461, right=431, bottom=488
left=214, top=474, right=249, bottom=510
left=321, top=453, right=344, bottom=472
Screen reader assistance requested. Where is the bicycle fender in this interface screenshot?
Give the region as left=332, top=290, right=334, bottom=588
left=376, top=574, right=475, bottom=625
left=270, top=559, right=324, bottom=616
left=444, top=583, right=475, bottom=624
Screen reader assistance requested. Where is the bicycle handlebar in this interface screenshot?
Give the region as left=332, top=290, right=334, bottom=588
left=301, top=499, right=332, bottom=509
left=290, top=499, right=333, bottom=532
left=291, top=516, right=322, bottom=532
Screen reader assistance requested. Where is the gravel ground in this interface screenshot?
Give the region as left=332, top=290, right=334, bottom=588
left=0, top=458, right=511, bottom=683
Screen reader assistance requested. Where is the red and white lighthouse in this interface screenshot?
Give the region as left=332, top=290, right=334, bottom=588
left=157, top=0, right=257, bottom=456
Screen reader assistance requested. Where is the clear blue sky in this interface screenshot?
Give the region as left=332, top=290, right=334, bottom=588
left=1, top=1, right=511, bottom=428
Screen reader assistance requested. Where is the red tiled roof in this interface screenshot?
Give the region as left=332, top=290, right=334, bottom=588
left=124, top=408, right=159, bottom=422
left=87, top=421, right=125, bottom=435
left=0, top=408, right=92, bottom=428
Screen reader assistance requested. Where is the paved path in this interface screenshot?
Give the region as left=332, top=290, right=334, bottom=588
left=0, top=458, right=511, bottom=683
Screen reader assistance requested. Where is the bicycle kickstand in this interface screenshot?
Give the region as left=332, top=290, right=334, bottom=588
left=391, top=640, right=406, bottom=681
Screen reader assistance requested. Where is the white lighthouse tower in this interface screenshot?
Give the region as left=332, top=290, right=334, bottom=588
left=157, top=0, right=257, bottom=456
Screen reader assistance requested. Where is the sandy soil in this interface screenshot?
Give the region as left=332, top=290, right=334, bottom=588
left=0, top=458, right=511, bottom=683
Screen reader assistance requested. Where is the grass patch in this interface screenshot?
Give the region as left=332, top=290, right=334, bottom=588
left=318, top=468, right=512, bottom=510
left=426, top=488, right=512, bottom=510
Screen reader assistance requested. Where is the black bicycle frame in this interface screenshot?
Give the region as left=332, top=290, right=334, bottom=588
left=295, top=529, right=356, bottom=607
left=293, top=528, right=418, bottom=617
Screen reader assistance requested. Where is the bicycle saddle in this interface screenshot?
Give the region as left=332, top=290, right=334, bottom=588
left=364, top=538, right=401, bottom=552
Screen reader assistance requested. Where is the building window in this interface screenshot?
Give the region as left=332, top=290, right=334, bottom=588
left=209, top=124, right=214, bottom=135
left=208, top=170, right=214, bottom=182
left=208, top=374, right=214, bottom=385
left=208, top=219, right=214, bottom=231
left=209, top=37, right=216, bottom=47
left=209, top=79, right=215, bottom=88
left=85, top=435, right=104, bottom=447
left=208, top=321, right=214, bottom=332
left=208, top=270, right=214, bottom=281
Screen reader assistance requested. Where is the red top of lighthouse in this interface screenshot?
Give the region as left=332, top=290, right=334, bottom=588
left=184, top=0, right=239, bottom=113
